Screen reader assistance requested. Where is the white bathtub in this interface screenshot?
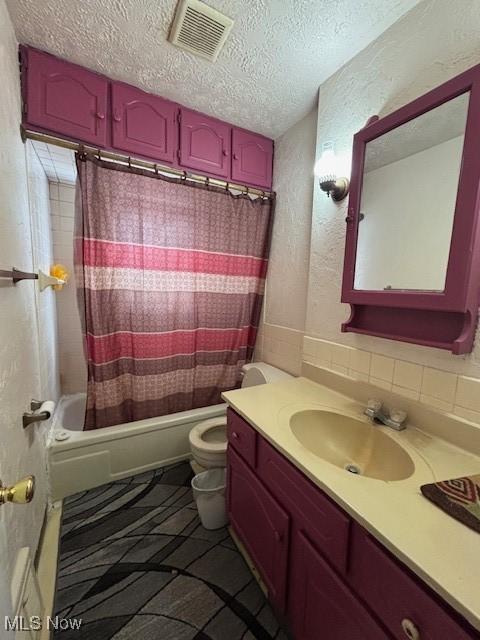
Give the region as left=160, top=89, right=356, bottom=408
left=48, top=393, right=226, bottom=501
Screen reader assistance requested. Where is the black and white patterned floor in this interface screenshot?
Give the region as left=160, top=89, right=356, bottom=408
left=54, top=462, right=288, bottom=639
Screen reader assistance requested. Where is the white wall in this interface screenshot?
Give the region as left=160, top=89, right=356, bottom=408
left=255, top=107, right=317, bottom=375
left=49, top=182, right=87, bottom=394
left=0, top=2, right=59, bottom=629
left=264, top=0, right=480, bottom=424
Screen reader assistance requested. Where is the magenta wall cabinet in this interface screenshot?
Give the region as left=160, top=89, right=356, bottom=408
left=178, top=108, right=231, bottom=178
left=342, top=63, right=480, bottom=354
left=22, top=47, right=108, bottom=147
left=111, top=83, right=178, bottom=163
left=231, top=128, right=273, bottom=189
left=226, top=409, right=479, bottom=639
left=20, top=46, right=274, bottom=190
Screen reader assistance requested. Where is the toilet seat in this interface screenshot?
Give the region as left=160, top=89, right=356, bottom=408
left=189, top=417, right=227, bottom=453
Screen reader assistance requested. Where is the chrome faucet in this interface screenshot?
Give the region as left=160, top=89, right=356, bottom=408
left=364, top=399, right=407, bottom=431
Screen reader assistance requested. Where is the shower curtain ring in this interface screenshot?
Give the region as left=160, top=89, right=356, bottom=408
left=154, top=164, right=159, bottom=175
left=181, top=171, right=187, bottom=182
left=128, top=156, right=132, bottom=169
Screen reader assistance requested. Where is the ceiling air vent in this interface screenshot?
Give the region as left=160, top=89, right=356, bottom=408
left=169, top=0, right=234, bottom=62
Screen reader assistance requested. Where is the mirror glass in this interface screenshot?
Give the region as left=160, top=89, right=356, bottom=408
left=354, top=92, right=470, bottom=292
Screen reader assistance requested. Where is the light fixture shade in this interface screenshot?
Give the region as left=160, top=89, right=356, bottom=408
left=314, top=145, right=338, bottom=182
left=314, top=141, right=350, bottom=202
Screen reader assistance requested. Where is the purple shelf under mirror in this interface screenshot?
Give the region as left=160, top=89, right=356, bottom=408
left=341, top=62, right=480, bottom=354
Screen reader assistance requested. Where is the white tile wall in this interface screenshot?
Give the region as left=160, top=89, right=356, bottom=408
left=49, top=181, right=87, bottom=394
left=302, top=335, right=480, bottom=424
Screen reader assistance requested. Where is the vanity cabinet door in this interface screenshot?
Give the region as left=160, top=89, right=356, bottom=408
left=179, top=108, right=231, bottom=178
left=231, top=128, right=273, bottom=189
left=111, top=83, right=178, bottom=163
left=24, top=48, right=108, bottom=146
left=290, top=530, right=389, bottom=640
left=227, top=447, right=290, bottom=611
left=349, top=524, right=478, bottom=640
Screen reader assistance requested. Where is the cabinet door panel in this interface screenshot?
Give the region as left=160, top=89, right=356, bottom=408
left=291, top=530, right=388, bottom=640
left=350, top=524, right=477, bottom=640
left=227, top=447, right=289, bottom=611
left=227, top=408, right=257, bottom=468
left=111, top=83, right=177, bottom=162
left=179, top=109, right=230, bottom=178
left=25, top=48, right=108, bottom=146
left=257, top=436, right=350, bottom=573
left=232, top=129, right=273, bottom=189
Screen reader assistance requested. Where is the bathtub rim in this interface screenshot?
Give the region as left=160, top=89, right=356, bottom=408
left=50, top=397, right=227, bottom=451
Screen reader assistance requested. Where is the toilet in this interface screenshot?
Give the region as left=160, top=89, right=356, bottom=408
left=189, top=362, right=292, bottom=472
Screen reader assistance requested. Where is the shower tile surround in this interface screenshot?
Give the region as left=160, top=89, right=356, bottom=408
left=48, top=179, right=87, bottom=394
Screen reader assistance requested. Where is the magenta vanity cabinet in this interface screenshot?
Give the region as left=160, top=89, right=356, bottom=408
left=178, top=108, right=231, bottom=178
left=22, top=47, right=108, bottom=147
left=231, top=128, right=273, bottom=189
left=293, top=531, right=387, bottom=640
left=227, top=447, right=290, bottom=610
left=349, top=525, right=476, bottom=640
left=226, top=409, right=479, bottom=640
left=111, top=83, right=178, bottom=163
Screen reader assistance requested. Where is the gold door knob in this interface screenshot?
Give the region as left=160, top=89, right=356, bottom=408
left=0, top=475, right=35, bottom=505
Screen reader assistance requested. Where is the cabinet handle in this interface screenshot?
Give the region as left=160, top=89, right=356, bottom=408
left=222, top=149, right=228, bottom=157
left=96, top=112, right=105, bottom=120
left=274, top=530, right=283, bottom=543
left=113, top=110, right=122, bottom=122
left=231, top=431, right=239, bottom=440
left=401, top=618, right=420, bottom=640
left=233, top=153, right=239, bottom=160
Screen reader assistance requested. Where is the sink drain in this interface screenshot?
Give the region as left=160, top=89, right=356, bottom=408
left=345, top=464, right=361, bottom=475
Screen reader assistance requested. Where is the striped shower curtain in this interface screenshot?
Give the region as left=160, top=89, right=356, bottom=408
left=75, top=155, right=274, bottom=430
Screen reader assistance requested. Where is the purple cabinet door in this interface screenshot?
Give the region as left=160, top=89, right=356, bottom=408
left=111, top=83, right=177, bottom=163
left=24, top=48, right=108, bottom=146
left=349, top=525, right=478, bottom=640
left=179, top=108, right=231, bottom=178
left=231, top=129, right=273, bottom=189
left=227, top=447, right=289, bottom=611
left=290, top=530, right=388, bottom=640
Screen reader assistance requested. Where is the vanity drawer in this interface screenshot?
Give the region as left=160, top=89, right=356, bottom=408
left=227, top=408, right=257, bottom=468
left=349, top=524, right=478, bottom=640
left=257, top=436, right=350, bottom=574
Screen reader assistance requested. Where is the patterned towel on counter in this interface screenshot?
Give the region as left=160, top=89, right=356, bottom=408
left=420, top=474, right=480, bottom=533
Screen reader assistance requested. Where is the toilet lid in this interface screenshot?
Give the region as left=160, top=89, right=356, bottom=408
left=189, top=417, right=227, bottom=453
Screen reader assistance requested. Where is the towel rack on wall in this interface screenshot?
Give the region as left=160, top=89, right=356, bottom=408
left=0, top=268, right=38, bottom=284
left=0, top=268, right=65, bottom=290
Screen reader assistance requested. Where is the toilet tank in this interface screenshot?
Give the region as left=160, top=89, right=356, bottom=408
left=241, top=362, right=293, bottom=388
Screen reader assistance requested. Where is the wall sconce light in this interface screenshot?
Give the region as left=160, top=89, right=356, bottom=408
left=314, top=141, right=350, bottom=202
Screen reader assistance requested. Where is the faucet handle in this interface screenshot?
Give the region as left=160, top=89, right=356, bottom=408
left=390, top=408, right=407, bottom=425
left=367, top=398, right=382, bottom=412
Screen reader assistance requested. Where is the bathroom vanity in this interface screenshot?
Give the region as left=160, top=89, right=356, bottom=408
left=223, top=378, right=480, bottom=639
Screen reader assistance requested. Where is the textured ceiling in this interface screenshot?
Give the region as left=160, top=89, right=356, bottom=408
left=7, top=0, right=420, bottom=139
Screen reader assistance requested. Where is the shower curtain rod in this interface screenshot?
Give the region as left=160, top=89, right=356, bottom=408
left=21, top=128, right=274, bottom=199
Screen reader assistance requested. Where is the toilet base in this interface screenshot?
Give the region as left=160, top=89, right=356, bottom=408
left=190, top=459, right=206, bottom=475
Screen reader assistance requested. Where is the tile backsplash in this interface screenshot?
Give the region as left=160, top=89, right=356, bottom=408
left=302, top=335, right=480, bottom=424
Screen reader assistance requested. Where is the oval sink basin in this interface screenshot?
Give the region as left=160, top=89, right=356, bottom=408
left=290, top=410, right=414, bottom=481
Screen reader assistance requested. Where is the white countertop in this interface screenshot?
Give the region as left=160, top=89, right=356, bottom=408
left=222, top=376, right=480, bottom=631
